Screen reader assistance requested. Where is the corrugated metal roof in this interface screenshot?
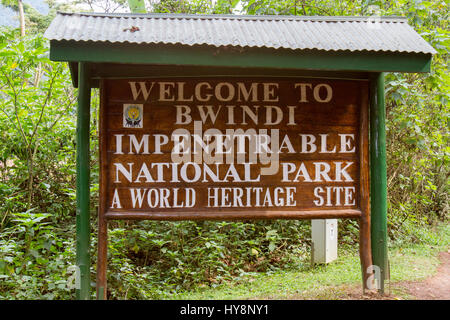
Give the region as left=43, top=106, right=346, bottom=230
left=44, top=12, right=437, bottom=54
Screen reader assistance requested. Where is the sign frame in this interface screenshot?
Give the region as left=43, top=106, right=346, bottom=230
left=96, top=76, right=372, bottom=299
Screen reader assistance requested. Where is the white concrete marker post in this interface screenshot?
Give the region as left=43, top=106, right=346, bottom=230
left=312, top=219, right=338, bottom=264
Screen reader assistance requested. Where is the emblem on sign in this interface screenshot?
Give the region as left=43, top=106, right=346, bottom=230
left=123, top=104, right=143, bottom=128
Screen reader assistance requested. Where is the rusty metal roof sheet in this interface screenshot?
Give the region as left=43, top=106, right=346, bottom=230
left=44, top=12, right=437, bottom=54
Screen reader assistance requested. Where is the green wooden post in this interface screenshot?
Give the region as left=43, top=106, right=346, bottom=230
left=369, top=72, right=389, bottom=293
left=76, top=62, right=91, bottom=300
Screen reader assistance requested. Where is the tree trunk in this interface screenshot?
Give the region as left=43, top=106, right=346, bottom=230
left=18, top=0, right=25, bottom=36
left=27, top=150, right=33, bottom=209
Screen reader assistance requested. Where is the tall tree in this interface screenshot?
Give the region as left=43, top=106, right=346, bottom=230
left=17, top=0, right=25, bottom=36
left=1, top=0, right=26, bottom=36
left=0, top=32, right=77, bottom=208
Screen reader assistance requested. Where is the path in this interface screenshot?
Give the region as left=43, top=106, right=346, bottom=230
left=345, top=250, right=450, bottom=300
left=396, top=251, right=450, bottom=300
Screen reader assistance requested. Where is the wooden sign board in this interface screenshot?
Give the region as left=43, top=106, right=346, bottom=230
left=99, top=78, right=369, bottom=221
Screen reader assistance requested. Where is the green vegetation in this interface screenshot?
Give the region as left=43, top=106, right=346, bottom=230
left=169, top=223, right=450, bottom=300
left=0, top=0, right=448, bottom=300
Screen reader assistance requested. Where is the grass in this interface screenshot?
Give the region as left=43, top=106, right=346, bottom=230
left=168, top=222, right=450, bottom=300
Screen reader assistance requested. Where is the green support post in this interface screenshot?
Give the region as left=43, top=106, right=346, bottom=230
left=76, top=62, right=91, bottom=300
left=369, top=72, right=389, bottom=293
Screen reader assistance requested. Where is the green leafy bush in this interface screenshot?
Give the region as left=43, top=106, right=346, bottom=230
left=0, top=210, right=76, bottom=299
left=105, top=220, right=311, bottom=299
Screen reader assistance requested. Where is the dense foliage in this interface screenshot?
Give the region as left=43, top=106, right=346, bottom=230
left=0, top=0, right=448, bottom=299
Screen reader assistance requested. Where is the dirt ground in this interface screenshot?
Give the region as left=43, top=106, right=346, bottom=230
left=347, top=251, right=450, bottom=300
left=395, top=251, right=450, bottom=300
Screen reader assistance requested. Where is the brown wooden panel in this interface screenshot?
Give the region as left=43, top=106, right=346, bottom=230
left=106, top=159, right=359, bottom=186
left=105, top=130, right=359, bottom=155
left=104, top=209, right=362, bottom=221
left=99, top=77, right=369, bottom=221
left=106, top=183, right=359, bottom=211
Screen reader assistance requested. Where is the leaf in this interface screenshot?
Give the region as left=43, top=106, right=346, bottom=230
left=17, top=41, right=25, bottom=53
left=0, top=50, right=14, bottom=57
left=268, top=242, right=276, bottom=252
left=43, top=239, right=53, bottom=251
left=29, top=249, right=40, bottom=259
